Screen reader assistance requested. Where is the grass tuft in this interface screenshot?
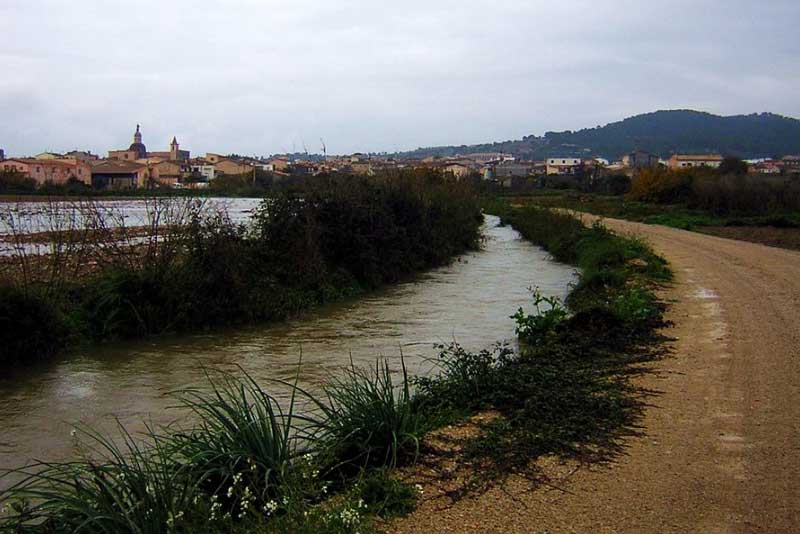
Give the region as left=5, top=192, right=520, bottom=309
left=303, top=357, right=428, bottom=472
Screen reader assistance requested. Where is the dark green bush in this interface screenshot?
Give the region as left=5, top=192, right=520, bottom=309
left=0, top=286, right=67, bottom=366
left=305, top=359, right=428, bottom=471
left=414, top=343, right=514, bottom=414
left=0, top=170, right=37, bottom=193
left=357, top=470, right=418, bottom=518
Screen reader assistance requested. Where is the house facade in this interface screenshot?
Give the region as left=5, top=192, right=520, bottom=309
left=782, top=156, right=800, bottom=174
left=91, top=161, right=148, bottom=189
left=495, top=161, right=533, bottom=178
left=151, top=160, right=188, bottom=186
left=0, top=158, right=92, bottom=185
left=667, top=154, right=723, bottom=170
left=190, top=164, right=216, bottom=181
left=65, top=150, right=100, bottom=162
left=622, top=150, right=659, bottom=168
left=546, top=157, right=583, bottom=175
left=214, top=159, right=251, bottom=176
left=444, top=163, right=473, bottom=179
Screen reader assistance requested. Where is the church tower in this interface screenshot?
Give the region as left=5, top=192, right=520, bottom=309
left=128, top=124, right=147, bottom=159
left=170, top=136, right=180, bottom=161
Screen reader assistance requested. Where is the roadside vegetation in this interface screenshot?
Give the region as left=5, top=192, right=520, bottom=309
left=1, top=202, right=672, bottom=532
left=412, top=202, right=672, bottom=485
left=0, top=170, right=483, bottom=368
left=497, top=163, right=800, bottom=246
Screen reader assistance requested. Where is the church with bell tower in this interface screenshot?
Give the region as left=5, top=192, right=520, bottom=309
left=108, top=125, right=189, bottom=162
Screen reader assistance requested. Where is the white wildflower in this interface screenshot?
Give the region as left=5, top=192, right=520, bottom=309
left=262, top=499, right=278, bottom=516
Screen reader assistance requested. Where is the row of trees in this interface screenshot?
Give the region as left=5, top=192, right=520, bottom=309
left=627, top=160, right=800, bottom=215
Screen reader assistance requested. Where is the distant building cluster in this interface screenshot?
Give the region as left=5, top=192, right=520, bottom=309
left=0, top=125, right=275, bottom=190
left=1, top=126, right=799, bottom=191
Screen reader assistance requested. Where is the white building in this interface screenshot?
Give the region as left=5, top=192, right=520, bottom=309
left=190, top=164, right=216, bottom=181
left=667, top=154, right=723, bottom=170
left=546, top=157, right=583, bottom=175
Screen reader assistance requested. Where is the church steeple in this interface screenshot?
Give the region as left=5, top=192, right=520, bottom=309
left=128, top=124, right=147, bottom=159
left=170, top=136, right=179, bottom=150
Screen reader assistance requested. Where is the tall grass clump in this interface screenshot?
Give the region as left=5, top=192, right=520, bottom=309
left=0, top=424, right=202, bottom=533
left=169, top=371, right=301, bottom=512
left=303, top=359, right=428, bottom=472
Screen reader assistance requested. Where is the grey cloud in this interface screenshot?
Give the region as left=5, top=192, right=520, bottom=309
left=0, top=0, right=798, bottom=156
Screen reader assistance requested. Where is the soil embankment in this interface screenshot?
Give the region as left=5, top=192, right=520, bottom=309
left=389, top=216, right=800, bottom=533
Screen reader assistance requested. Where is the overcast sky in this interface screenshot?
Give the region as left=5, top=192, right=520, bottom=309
left=1, top=0, right=798, bottom=157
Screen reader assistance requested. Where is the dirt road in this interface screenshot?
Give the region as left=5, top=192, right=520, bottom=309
left=390, top=217, right=800, bottom=533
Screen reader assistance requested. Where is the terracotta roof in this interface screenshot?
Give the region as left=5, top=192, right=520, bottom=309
left=671, top=154, right=723, bottom=161
left=3, top=158, right=85, bottom=167
left=92, top=161, right=146, bottom=173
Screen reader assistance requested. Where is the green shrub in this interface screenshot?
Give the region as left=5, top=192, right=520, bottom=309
left=414, top=342, right=514, bottom=414
left=304, top=359, right=427, bottom=470
left=512, top=289, right=569, bottom=347
left=82, top=267, right=182, bottom=339
left=0, top=170, right=37, bottom=193
left=0, top=424, right=203, bottom=533
left=356, top=470, right=418, bottom=518
left=170, top=370, right=300, bottom=510
left=0, top=285, right=68, bottom=366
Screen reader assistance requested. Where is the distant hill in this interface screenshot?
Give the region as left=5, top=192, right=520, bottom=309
left=397, top=110, right=800, bottom=161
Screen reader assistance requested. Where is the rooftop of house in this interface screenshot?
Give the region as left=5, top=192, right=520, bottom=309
left=3, top=158, right=86, bottom=167
left=670, top=154, right=724, bottom=161
left=92, top=161, right=147, bottom=173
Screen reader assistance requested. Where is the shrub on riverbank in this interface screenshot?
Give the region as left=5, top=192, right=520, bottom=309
left=0, top=171, right=482, bottom=367
left=414, top=203, right=672, bottom=478
left=0, top=285, right=69, bottom=364
left=305, top=359, right=428, bottom=472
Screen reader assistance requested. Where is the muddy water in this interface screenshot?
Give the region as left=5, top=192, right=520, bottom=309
left=0, top=215, right=577, bottom=473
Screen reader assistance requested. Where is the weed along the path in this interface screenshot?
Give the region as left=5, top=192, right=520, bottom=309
left=402, top=204, right=673, bottom=498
